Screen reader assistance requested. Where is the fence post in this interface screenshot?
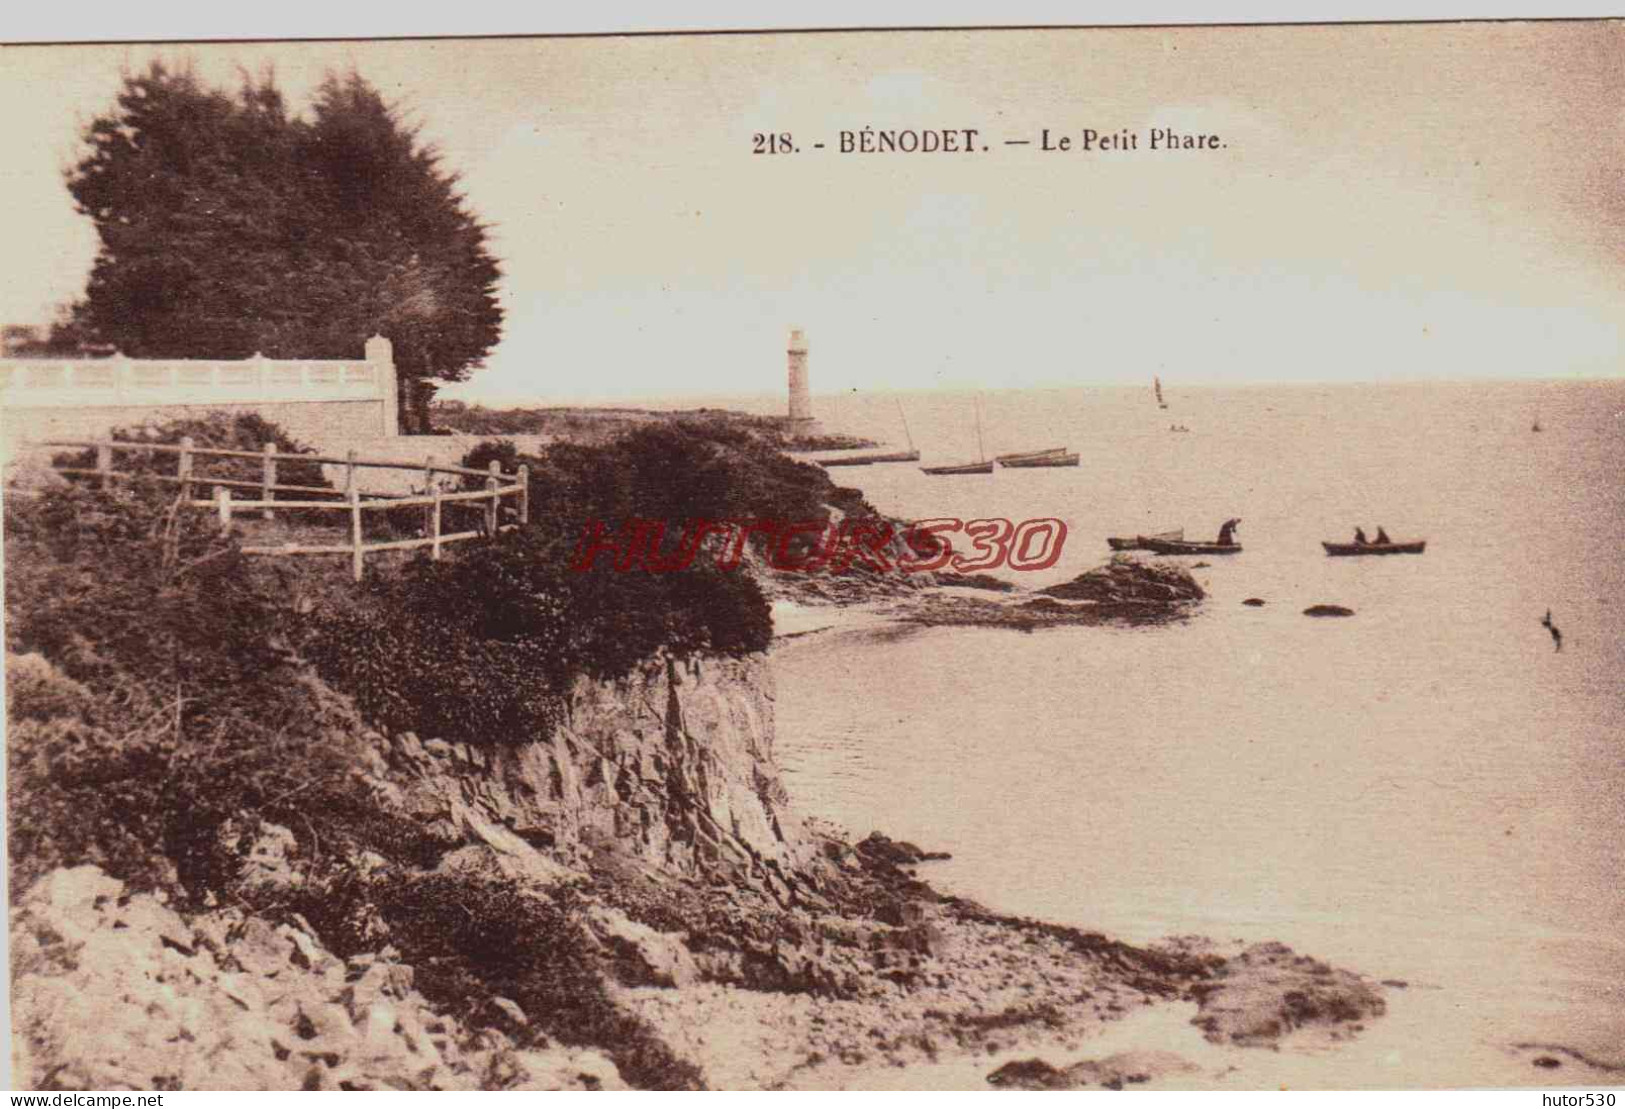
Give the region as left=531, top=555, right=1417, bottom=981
left=431, top=486, right=443, bottom=561
left=423, top=456, right=436, bottom=536
left=350, top=485, right=364, bottom=582
left=178, top=436, right=194, bottom=501
left=261, top=443, right=277, bottom=519
left=517, top=464, right=530, bottom=525
left=344, top=449, right=357, bottom=495
left=215, top=487, right=233, bottom=535
left=95, top=442, right=112, bottom=488
left=485, top=461, right=500, bottom=534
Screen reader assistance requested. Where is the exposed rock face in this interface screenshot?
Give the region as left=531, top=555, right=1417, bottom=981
left=1039, top=557, right=1205, bottom=605
left=894, top=557, right=1204, bottom=631
left=1187, top=941, right=1386, bottom=1046
left=9, top=866, right=624, bottom=1091
left=987, top=1050, right=1199, bottom=1089
left=372, top=653, right=813, bottom=897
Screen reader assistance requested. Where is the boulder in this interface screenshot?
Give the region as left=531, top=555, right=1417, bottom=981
left=1187, top=941, right=1386, bottom=1046
left=1039, top=558, right=1204, bottom=604
left=988, top=1051, right=1198, bottom=1089
left=9, top=864, right=630, bottom=1091
left=583, top=906, right=699, bottom=988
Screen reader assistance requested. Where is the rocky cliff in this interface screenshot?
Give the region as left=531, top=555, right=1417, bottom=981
left=371, top=652, right=815, bottom=896
left=10, top=641, right=1390, bottom=1091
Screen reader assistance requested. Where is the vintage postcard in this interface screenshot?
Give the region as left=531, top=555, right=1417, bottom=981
left=2, top=18, right=1623, bottom=1094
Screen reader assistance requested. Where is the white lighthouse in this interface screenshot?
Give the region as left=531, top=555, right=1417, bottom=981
left=787, top=328, right=813, bottom=423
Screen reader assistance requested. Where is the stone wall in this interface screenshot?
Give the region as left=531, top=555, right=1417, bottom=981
left=0, top=336, right=399, bottom=453
left=3, top=399, right=392, bottom=450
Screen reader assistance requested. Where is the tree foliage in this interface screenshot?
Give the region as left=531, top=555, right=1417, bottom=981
left=64, top=63, right=503, bottom=431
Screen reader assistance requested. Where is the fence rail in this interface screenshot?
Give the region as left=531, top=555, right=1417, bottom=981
left=41, top=437, right=529, bottom=580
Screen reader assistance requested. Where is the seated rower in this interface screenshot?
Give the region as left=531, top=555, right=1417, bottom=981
left=1354, top=526, right=1369, bottom=545
left=1217, top=518, right=1240, bottom=546
left=1375, top=526, right=1391, bottom=545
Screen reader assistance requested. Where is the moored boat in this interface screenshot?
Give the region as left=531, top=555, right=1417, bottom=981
left=1141, top=537, right=1242, bottom=555
left=1321, top=540, right=1426, bottom=557
left=1107, top=528, right=1182, bottom=551
left=817, top=449, right=918, bottom=467
left=993, top=447, right=1068, bottom=463
left=923, top=397, right=993, bottom=475
left=921, top=459, right=994, bottom=475
left=998, top=452, right=1079, bottom=468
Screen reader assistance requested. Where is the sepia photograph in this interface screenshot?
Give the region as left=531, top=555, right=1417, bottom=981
left=2, top=13, right=1623, bottom=1094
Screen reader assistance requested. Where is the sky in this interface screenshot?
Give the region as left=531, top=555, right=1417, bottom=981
left=2, top=22, right=1624, bottom=402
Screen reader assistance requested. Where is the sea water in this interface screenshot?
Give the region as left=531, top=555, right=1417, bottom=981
left=766, top=380, right=1625, bottom=1088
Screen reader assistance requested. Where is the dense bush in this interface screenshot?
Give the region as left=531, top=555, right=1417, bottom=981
left=506, top=421, right=873, bottom=549
left=302, top=525, right=771, bottom=746
left=2, top=480, right=382, bottom=901
left=55, top=410, right=332, bottom=494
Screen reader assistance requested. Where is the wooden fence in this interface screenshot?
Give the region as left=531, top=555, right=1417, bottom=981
left=45, top=437, right=529, bottom=580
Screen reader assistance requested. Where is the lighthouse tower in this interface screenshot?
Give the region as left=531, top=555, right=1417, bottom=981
left=787, top=328, right=814, bottom=423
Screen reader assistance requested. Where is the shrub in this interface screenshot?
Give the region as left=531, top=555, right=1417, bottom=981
left=3, top=481, right=387, bottom=904
left=372, top=873, right=705, bottom=1089
left=55, top=410, right=331, bottom=493
left=301, top=525, right=771, bottom=747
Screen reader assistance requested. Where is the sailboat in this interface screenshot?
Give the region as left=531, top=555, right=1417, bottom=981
left=922, top=397, right=993, bottom=475
left=816, top=398, right=920, bottom=466
left=1154, top=375, right=1169, bottom=410
left=994, top=447, right=1069, bottom=464
left=998, top=449, right=1079, bottom=468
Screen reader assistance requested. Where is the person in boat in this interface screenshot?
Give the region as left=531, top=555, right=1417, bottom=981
left=1354, top=526, right=1369, bottom=545
left=1375, top=526, right=1391, bottom=545
left=1217, top=518, right=1240, bottom=546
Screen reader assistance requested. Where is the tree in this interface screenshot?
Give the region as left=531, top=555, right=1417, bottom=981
left=64, top=63, right=503, bottom=432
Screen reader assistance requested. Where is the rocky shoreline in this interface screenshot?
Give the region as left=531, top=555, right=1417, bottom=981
left=8, top=476, right=1383, bottom=1091
left=11, top=831, right=1391, bottom=1091
left=766, top=554, right=1207, bottom=639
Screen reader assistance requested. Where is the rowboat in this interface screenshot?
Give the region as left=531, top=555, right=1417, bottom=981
left=817, top=449, right=918, bottom=467
left=1321, top=540, right=1426, bottom=557
left=994, top=447, right=1068, bottom=464
left=998, top=452, right=1079, bottom=468
left=1141, top=537, right=1242, bottom=555
left=1107, top=528, right=1182, bottom=551
left=921, top=460, right=994, bottom=475
left=922, top=397, right=993, bottom=475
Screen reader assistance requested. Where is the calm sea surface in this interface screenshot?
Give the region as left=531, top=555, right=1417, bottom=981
left=760, top=380, right=1625, bottom=1088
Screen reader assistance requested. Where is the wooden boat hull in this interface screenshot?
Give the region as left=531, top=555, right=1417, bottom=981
left=1321, top=540, right=1426, bottom=557
left=921, top=460, right=994, bottom=475
left=1140, top=538, right=1242, bottom=555
left=998, top=453, right=1079, bottom=468
left=994, top=447, right=1068, bottom=463
left=1107, top=529, right=1182, bottom=551
left=818, top=450, right=920, bottom=467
